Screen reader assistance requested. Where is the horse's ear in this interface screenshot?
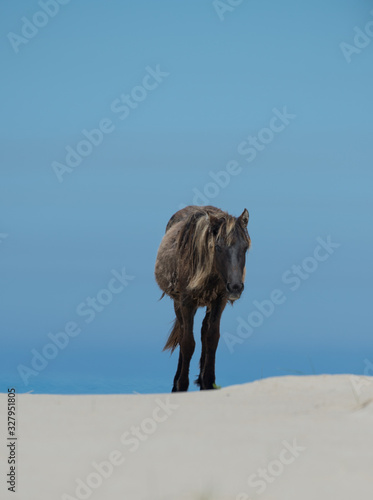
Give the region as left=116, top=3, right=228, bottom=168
left=238, top=208, right=249, bottom=227
left=209, top=214, right=220, bottom=236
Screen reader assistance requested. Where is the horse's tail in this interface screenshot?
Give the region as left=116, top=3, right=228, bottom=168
left=163, top=317, right=180, bottom=353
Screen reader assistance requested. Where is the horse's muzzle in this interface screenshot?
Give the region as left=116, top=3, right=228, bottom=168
left=226, top=282, right=244, bottom=300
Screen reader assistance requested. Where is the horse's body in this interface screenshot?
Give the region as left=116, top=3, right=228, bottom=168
left=155, top=205, right=251, bottom=392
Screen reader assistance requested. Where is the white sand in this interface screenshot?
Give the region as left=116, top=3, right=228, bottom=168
left=1, top=374, right=373, bottom=500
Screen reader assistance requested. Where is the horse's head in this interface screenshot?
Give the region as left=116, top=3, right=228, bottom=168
left=210, top=209, right=251, bottom=301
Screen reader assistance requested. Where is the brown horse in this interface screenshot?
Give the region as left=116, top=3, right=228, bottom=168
left=155, top=205, right=251, bottom=392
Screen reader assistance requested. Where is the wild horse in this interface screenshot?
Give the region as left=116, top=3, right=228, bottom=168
left=155, top=205, right=251, bottom=392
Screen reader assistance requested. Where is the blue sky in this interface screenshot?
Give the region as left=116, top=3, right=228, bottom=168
left=1, top=0, right=372, bottom=393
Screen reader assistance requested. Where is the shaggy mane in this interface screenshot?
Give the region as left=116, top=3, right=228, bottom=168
left=176, top=207, right=250, bottom=291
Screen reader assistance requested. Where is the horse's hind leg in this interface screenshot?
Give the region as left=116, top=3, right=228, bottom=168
left=171, top=303, right=183, bottom=392
left=172, top=351, right=182, bottom=392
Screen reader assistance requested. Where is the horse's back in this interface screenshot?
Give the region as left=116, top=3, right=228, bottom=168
left=165, top=205, right=224, bottom=232
left=155, top=217, right=182, bottom=298
left=156, top=205, right=227, bottom=299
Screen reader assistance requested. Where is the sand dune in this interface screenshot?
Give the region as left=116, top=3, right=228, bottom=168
left=1, top=374, right=373, bottom=500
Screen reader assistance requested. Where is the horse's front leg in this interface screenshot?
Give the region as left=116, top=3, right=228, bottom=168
left=200, top=296, right=227, bottom=390
left=195, top=308, right=210, bottom=388
left=176, top=301, right=197, bottom=392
